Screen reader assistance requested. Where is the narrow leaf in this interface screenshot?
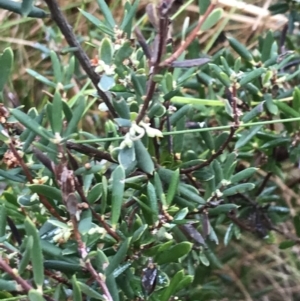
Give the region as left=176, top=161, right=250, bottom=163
left=235, top=125, right=262, bottom=149
left=105, top=238, right=131, bottom=276
left=64, top=96, right=85, bottom=137
left=111, top=165, right=125, bottom=227
left=156, top=242, right=192, bottom=264
left=0, top=47, right=13, bottom=91
left=171, top=58, right=210, bottom=68
left=10, top=108, right=53, bottom=141
left=72, top=275, right=82, bottom=301
left=223, top=183, right=255, bottom=196
left=166, top=169, right=180, bottom=205
left=134, top=140, right=155, bottom=174
left=28, top=289, right=46, bottom=301
left=96, top=0, right=116, bottom=28
left=230, top=167, right=258, bottom=184
left=24, top=217, right=44, bottom=291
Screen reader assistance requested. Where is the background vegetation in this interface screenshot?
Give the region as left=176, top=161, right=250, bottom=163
left=1, top=0, right=300, bottom=300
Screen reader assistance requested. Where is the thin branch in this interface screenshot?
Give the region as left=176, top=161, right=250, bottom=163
left=256, top=172, right=272, bottom=196
left=135, top=2, right=171, bottom=124
left=73, top=177, right=121, bottom=242
left=43, top=0, right=117, bottom=118
left=160, top=2, right=217, bottom=67
left=9, top=143, right=65, bottom=222
left=66, top=141, right=116, bottom=163
left=135, top=79, right=157, bottom=124
left=0, top=256, right=32, bottom=292
left=180, top=127, right=235, bottom=174
left=181, top=75, right=239, bottom=174
left=71, top=216, right=113, bottom=301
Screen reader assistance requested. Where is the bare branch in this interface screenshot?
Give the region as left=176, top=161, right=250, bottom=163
left=43, top=0, right=118, bottom=118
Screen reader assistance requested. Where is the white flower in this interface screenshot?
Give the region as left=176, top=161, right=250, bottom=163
left=139, top=121, right=163, bottom=138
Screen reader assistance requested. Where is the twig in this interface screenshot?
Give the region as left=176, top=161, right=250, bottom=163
left=135, top=1, right=172, bottom=124
left=73, top=177, right=121, bottom=242
left=181, top=75, right=239, bottom=174
left=0, top=256, right=32, bottom=292
left=71, top=216, right=113, bottom=301
left=180, top=127, right=235, bottom=174
left=135, top=79, right=157, bottom=124
left=255, top=172, right=272, bottom=196
left=9, top=143, right=65, bottom=222
left=160, top=2, right=217, bottom=67
left=66, top=141, right=116, bottom=163
left=43, top=0, right=117, bottom=118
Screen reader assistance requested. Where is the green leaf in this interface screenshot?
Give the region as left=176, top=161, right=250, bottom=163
left=111, top=165, right=125, bottom=228
left=114, top=41, right=134, bottom=65
left=78, top=9, right=112, bottom=34
left=26, top=69, right=57, bottom=88
left=223, top=183, right=255, bottom=196
left=134, top=140, right=155, bottom=174
left=0, top=205, right=6, bottom=237
left=0, top=169, right=26, bottom=183
left=98, top=74, right=115, bottom=92
left=10, top=108, right=54, bottom=141
left=156, top=242, right=192, bottom=264
left=28, top=289, right=46, bottom=301
left=212, top=159, right=223, bottom=185
left=275, top=99, right=300, bottom=118
left=201, top=8, right=223, bottom=30
left=166, top=169, right=180, bottom=205
left=235, top=125, right=262, bottom=149
left=64, top=96, right=85, bottom=137
left=230, top=167, right=258, bottom=184
left=87, top=183, right=102, bottom=204
left=51, top=91, right=63, bottom=134
left=200, top=125, right=215, bottom=151
left=294, top=215, right=300, bottom=238
left=18, top=236, right=33, bottom=275
left=146, top=182, right=159, bottom=224
left=228, top=36, right=253, bottom=62
left=208, top=204, right=239, bottom=215
left=0, top=47, right=13, bottom=92
left=72, top=275, right=82, bottom=301
left=120, top=0, right=140, bottom=36
left=293, top=87, right=300, bottom=113
left=242, top=102, right=264, bottom=123
left=20, top=110, right=45, bottom=152
left=239, top=68, right=265, bottom=86
left=96, top=0, right=116, bottom=29
left=28, top=184, right=62, bottom=202
left=99, top=38, right=113, bottom=65
left=132, top=224, right=148, bottom=242
left=160, top=270, right=184, bottom=301
left=169, top=104, right=191, bottom=126
left=101, top=176, right=108, bottom=215
left=279, top=240, right=296, bottom=249
left=154, top=172, right=167, bottom=207
left=265, top=93, right=278, bottom=115
left=50, top=51, right=63, bottom=83
left=0, top=0, right=47, bottom=18
left=105, top=238, right=131, bottom=276
left=178, top=183, right=205, bottom=204
left=224, top=223, right=234, bottom=246
left=24, top=218, right=44, bottom=291
left=118, top=146, right=136, bottom=170
left=77, top=281, right=105, bottom=300
left=0, top=280, right=19, bottom=292
left=261, top=31, right=275, bottom=62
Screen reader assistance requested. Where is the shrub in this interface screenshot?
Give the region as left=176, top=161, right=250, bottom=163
left=0, top=0, right=300, bottom=300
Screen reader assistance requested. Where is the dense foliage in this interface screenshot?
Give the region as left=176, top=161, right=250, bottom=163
left=1, top=0, right=300, bottom=300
